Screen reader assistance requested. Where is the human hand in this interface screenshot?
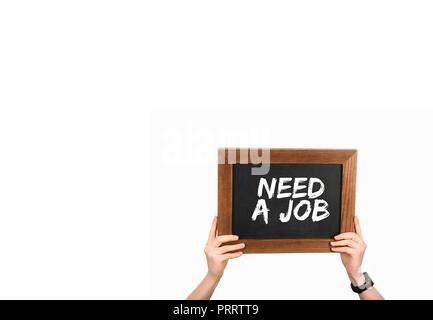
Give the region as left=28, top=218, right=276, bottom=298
left=330, top=216, right=367, bottom=284
left=204, top=216, right=244, bottom=279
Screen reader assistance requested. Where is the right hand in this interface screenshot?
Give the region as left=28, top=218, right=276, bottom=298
left=204, top=216, right=245, bottom=278
left=330, top=216, right=367, bottom=284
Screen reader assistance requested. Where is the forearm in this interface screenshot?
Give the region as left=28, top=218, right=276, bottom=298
left=187, top=273, right=221, bottom=300
left=358, top=287, right=384, bottom=300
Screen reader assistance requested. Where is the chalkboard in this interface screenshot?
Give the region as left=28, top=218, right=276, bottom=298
left=217, top=148, right=357, bottom=253
left=232, top=164, right=342, bottom=239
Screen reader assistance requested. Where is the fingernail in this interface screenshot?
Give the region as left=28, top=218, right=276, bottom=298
left=234, top=235, right=239, bottom=240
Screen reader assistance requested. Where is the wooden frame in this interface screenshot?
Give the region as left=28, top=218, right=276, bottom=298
left=217, top=148, right=357, bottom=253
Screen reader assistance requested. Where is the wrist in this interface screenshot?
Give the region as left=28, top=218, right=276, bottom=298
left=347, top=270, right=364, bottom=286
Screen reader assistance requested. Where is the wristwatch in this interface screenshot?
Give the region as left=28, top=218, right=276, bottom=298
left=350, top=272, right=374, bottom=294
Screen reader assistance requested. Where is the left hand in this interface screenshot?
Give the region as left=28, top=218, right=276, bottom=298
left=204, top=217, right=244, bottom=279
left=330, top=216, right=366, bottom=284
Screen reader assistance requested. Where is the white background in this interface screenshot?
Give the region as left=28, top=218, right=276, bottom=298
left=1, top=1, right=432, bottom=299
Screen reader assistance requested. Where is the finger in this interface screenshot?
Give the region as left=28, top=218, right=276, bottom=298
left=330, top=239, right=359, bottom=249
left=221, top=251, right=243, bottom=261
left=207, top=216, right=217, bottom=243
left=331, top=247, right=356, bottom=255
left=216, top=243, right=245, bottom=254
left=334, top=232, right=363, bottom=246
left=354, top=216, right=363, bottom=238
left=334, top=232, right=360, bottom=241
left=215, top=235, right=239, bottom=246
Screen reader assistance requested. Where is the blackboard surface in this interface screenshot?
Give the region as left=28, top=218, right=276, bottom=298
left=232, top=164, right=342, bottom=239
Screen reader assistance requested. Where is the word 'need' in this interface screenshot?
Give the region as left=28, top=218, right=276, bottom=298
left=251, top=177, right=330, bottom=224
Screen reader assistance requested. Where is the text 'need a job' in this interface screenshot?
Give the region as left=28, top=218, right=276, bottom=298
left=252, top=177, right=331, bottom=224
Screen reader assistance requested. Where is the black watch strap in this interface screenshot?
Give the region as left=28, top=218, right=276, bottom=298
left=350, top=272, right=374, bottom=294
